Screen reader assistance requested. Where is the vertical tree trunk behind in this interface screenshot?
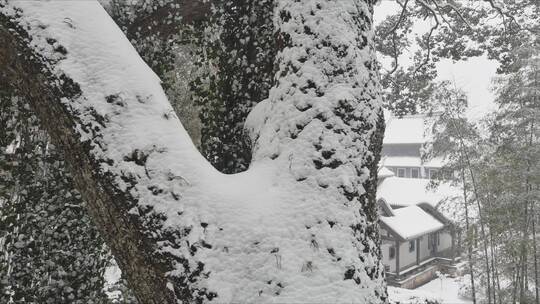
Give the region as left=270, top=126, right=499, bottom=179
left=462, top=168, right=477, bottom=304
left=449, top=114, right=491, bottom=304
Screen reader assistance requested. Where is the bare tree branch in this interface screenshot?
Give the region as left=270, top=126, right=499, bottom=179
left=386, top=0, right=410, bottom=75
left=483, top=0, right=520, bottom=33
left=413, top=0, right=439, bottom=75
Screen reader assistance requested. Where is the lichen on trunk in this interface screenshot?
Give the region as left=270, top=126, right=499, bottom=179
left=0, top=0, right=387, bottom=303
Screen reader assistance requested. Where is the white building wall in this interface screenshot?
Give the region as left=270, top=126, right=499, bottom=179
left=438, top=230, right=452, bottom=252
left=419, top=235, right=431, bottom=261
left=399, top=240, right=417, bottom=270
left=381, top=241, right=396, bottom=273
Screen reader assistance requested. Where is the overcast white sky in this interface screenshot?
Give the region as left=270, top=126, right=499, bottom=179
left=374, top=1, right=499, bottom=120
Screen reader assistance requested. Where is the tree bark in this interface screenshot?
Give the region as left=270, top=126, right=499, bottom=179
left=0, top=0, right=386, bottom=303
left=461, top=168, right=477, bottom=304
left=0, top=8, right=177, bottom=304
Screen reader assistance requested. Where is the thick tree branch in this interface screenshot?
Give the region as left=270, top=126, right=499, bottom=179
left=1, top=1, right=387, bottom=303
left=0, top=11, right=176, bottom=304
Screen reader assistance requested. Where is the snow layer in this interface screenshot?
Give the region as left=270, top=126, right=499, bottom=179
left=388, top=287, right=440, bottom=304
left=384, top=115, right=426, bottom=144
left=415, top=276, right=472, bottom=304
left=380, top=206, right=444, bottom=240
left=378, top=166, right=395, bottom=179
left=382, top=157, right=422, bottom=167
left=377, top=177, right=460, bottom=208
left=2, top=0, right=387, bottom=303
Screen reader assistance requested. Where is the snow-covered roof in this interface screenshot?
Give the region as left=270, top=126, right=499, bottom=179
left=377, top=177, right=460, bottom=208
left=380, top=206, right=444, bottom=240
left=378, top=166, right=395, bottom=179
left=381, top=156, right=445, bottom=169
left=423, top=158, right=445, bottom=168
left=381, top=156, right=421, bottom=167
left=383, top=115, right=426, bottom=144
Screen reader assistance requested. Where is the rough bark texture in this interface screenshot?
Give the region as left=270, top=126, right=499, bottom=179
left=192, top=0, right=276, bottom=174
left=246, top=0, right=387, bottom=300
left=0, top=11, right=175, bottom=304
left=0, top=0, right=387, bottom=303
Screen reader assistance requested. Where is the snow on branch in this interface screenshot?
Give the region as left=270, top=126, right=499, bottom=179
left=0, top=0, right=387, bottom=303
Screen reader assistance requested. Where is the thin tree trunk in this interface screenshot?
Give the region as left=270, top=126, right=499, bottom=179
left=462, top=167, right=477, bottom=304
left=484, top=192, right=499, bottom=303
left=533, top=204, right=539, bottom=304
left=514, top=266, right=520, bottom=304
left=469, top=162, right=493, bottom=304
left=447, top=81, right=493, bottom=304
left=522, top=252, right=528, bottom=302
left=530, top=67, right=538, bottom=304
left=449, top=114, right=491, bottom=304
left=492, top=227, right=502, bottom=302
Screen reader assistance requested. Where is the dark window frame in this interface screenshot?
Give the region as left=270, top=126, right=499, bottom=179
left=411, top=167, right=419, bottom=178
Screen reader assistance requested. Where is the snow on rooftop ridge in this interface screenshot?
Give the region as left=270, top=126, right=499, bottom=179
left=380, top=205, right=444, bottom=240
left=377, top=177, right=460, bottom=208
left=381, top=156, right=422, bottom=167
left=378, top=166, right=395, bottom=179
left=383, top=115, right=425, bottom=144
left=383, top=112, right=440, bottom=145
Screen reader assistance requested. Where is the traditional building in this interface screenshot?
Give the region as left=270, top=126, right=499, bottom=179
left=377, top=113, right=461, bottom=289
left=381, top=114, right=442, bottom=179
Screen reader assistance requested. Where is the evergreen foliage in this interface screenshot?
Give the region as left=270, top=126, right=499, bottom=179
left=190, top=0, right=276, bottom=173
left=423, top=46, right=540, bottom=302
left=0, top=91, right=110, bottom=303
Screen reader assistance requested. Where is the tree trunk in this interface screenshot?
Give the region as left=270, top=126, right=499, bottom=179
left=0, top=0, right=387, bottom=303
left=462, top=168, right=477, bottom=304
left=449, top=110, right=491, bottom=304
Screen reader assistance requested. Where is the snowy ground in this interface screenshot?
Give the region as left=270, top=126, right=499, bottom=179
left=417, top=277, right=472, bottom=304
left=390, top=277, right=473, bottom=304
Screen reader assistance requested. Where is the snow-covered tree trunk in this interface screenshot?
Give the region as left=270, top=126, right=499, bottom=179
left=0, top=0, right=386, bottom=303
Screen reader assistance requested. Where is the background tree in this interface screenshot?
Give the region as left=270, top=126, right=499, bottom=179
left=481, top=44, right=540, bottom=303
left=374, top=0, right=539, bottom=116
left=423, top=81, right=487, bottom=304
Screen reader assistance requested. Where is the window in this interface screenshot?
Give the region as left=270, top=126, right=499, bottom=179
left=409, top=240, right=415, bottom=252
left=389, top=246, right=396, bottom=259
left=397, top=168, right=406, bottom=178
left=429, top=169, right=438, bottom=180
left=428, top=232, right=439, bottom=250
left=414, top=168, right=421, bottom=178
